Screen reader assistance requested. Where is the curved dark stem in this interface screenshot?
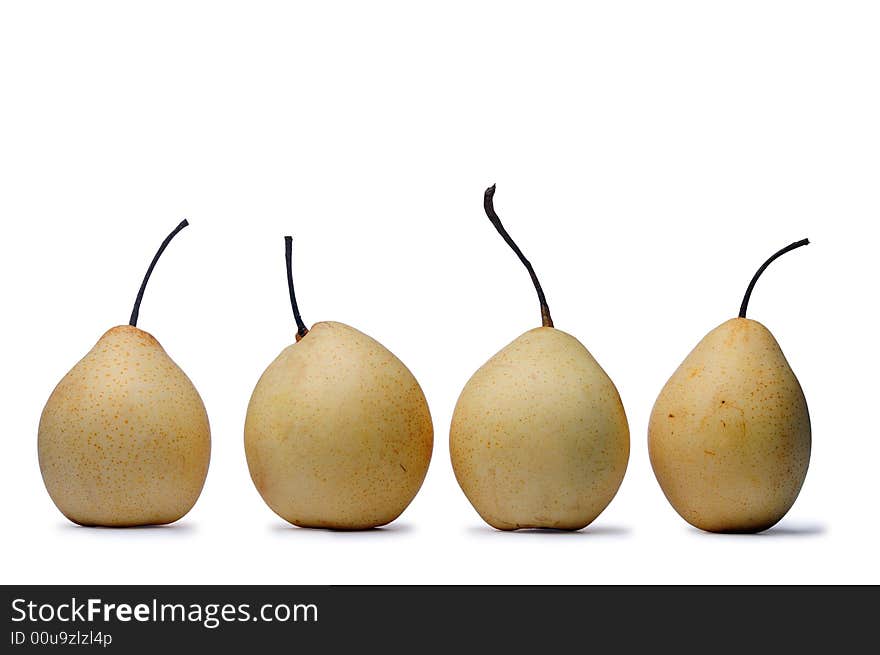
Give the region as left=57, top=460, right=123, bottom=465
left=738, top=238, right=810, bottom=318
left=483, top=185, right=553, bottom=328
left=285, top=236, right=309, bottom=341
left=128, top=220, right=190, bottom=327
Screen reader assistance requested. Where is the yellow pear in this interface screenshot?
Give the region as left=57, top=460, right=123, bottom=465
left=649, top=239, right=811, bottom=533
left=244, top=237, right=433, bottom=530
left=450, top=186, right=629, bottom=531
left=39, top=221, right=211, bottom=527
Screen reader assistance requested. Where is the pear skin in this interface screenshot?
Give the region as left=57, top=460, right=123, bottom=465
left=450, top=327, right=629, bottom=530
left=39, top=325, right=211, bottom=527
left=245, top=321, right=433, bottom=530
left=649, top=318, right=811, bottom=533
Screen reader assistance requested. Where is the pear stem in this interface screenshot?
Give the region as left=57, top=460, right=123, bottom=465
left=483, top=184, right=553, bottom=328
left=738, top=238, right=810, bottom=318
left=285, top=236, right=309, bottom=341
left=128, top=219, right=190, bottom=327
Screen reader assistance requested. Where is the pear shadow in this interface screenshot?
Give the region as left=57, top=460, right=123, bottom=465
left=762, top=523, right=827, bottom=536
left=465, top=524, right=631, bottom=538
left=755, top=522, right=827, bottom=537
left=270, top=522, right=415, bottom=537
left=58, top=522, right=197, bottom=535
left=688, top=522, right=826, bottom=538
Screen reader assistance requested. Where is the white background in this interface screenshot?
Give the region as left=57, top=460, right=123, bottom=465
left=1, top=1, right=878, bottom=585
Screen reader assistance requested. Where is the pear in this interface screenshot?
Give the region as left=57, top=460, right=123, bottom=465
left=244, top=237, right=433, bottom=530
left=449, top=186, right=629, bottom=531
left=649, top=239, right=811, bottom=533
left=39, top=221, right=211, bottom=527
